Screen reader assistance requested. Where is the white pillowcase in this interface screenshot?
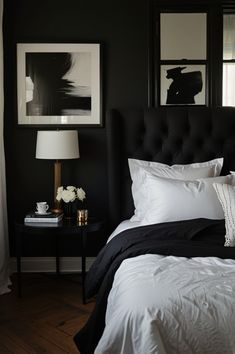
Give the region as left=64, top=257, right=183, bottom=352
left=128, top=158, right=224, bottom=221
left=140, top=173, right=234, bottom=225
left=213, top=183, right=235, bottom=247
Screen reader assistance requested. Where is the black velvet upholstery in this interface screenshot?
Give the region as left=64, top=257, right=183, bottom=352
left=106, top=107, right=235, bottom=229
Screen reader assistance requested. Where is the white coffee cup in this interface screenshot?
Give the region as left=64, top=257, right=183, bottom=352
left=36, top=202, right=49, bottom=214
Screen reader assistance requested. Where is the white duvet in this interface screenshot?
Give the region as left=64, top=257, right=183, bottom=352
left=95, top=222, right=235, bottom=354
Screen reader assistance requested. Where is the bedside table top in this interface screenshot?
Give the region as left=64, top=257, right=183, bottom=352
left=15, top=217, right=103, bottom=234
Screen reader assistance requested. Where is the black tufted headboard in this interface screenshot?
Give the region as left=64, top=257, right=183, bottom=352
left=106, top=107, right=235, bottom=230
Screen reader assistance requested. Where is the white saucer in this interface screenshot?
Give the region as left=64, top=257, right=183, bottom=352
left=35, top=211, right=52, bottom=215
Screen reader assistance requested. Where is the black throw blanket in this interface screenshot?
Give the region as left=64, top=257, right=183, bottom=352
left=74, top=218, right=235, bottom=354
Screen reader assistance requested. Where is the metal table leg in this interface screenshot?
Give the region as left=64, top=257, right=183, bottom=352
left=81, top=228, right=87, bottom=304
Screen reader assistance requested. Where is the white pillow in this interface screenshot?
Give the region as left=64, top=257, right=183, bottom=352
left=213, top=183, right=235, bottom=247
left=128, top=158, right=224, bottom=221
left=140, top=173, right=234, bottom=225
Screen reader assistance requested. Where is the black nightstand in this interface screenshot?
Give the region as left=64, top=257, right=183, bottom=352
left=15, top=217, right=103, bottom=304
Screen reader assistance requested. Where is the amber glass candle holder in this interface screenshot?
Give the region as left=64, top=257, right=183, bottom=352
left=77, top=209, right=88, bottom=225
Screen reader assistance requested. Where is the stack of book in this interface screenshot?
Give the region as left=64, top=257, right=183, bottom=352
left=24, top=211, right=63, bottom=226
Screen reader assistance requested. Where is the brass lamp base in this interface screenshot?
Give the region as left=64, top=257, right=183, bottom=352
left=52, top=160, right=63, bottom=214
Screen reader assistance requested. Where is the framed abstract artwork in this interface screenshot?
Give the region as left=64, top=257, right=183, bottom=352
left=17, top=43, right=102, bottom=126
left=160, top=65, right=206, bottom=105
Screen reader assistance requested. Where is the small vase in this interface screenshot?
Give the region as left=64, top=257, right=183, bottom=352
left=63, top=201, right=77, bottom=219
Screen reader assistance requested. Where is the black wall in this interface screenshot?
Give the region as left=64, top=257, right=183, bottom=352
left=3, top=0, right=149, bottom=255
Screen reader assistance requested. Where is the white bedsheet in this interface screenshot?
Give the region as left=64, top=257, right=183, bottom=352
left=96, top=223, right=235, bottom=354
left=107, top=219, right=142, bottom=243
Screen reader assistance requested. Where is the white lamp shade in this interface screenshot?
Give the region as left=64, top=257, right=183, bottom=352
left=36, top=130, right=80, bottom=160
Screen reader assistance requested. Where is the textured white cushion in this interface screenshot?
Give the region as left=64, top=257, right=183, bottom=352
left=128, top=158, right=224, bottom=221
left=213, top=183, right=235, bottom=247
left=140, top=173, right=234, bottom=225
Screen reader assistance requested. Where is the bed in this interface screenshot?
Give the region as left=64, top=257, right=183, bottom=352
left=74, top=106, right=235, bottom=354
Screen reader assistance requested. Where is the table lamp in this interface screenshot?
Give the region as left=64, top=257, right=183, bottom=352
left=36, top=130, right=80, bottom=212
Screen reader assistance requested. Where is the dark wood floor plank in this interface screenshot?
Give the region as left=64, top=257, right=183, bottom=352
left=6, top=318, right=71, bottom=354
left=0, top=346, right=12, bottom=354
left=0, top=332, right=30, bottom=354
left=0, top=274, right=94, bottom=354
left=0, top=341, right=14, bottom=354
left=58, top=313, right=92, bottom=336
left=0, top=327, right=39, bottom=354
left=29, top=320, right=78, bottom=354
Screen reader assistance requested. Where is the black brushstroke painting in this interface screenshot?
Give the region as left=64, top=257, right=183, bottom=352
left=26, top=53, right=91, bottom=116
left=166, top=66, right=203, bottom=104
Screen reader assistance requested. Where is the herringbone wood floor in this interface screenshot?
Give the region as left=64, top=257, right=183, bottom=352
left=0, top=273, right=95, bottom=354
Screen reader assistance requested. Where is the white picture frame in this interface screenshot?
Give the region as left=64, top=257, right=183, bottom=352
left=17, top=43, right=102, bottom=126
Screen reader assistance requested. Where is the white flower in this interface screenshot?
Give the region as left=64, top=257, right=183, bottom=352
left=67, top=186, right=76, bottom=191
left=77, top=187, right=86, bottom=201
left=61, top=189, right=77, bottom=203
left=56, top=186, right=64, bottom=201
left=56, top=185, right=86, bottom=203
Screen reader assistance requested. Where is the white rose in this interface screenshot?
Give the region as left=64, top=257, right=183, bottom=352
left=77, top=187, right=86, bottom=201
left=67, top=186, right=76, bottom=191
left=56, top=186, right=64, bottom=201
left=62, top=189, right=76, bottom=203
